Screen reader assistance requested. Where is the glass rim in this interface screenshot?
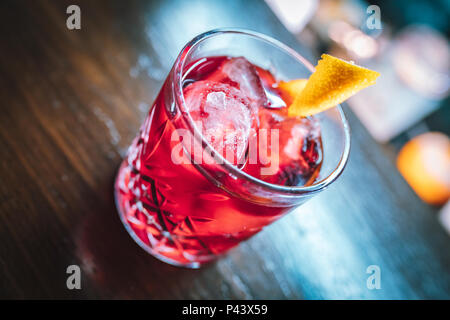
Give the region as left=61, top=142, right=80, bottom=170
left=172, top=28, right=351, bottom=195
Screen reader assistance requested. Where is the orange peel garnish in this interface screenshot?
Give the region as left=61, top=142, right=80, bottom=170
left=286, top=54, right=380, bottom=117
left=278, top=79, right=308, bottom=100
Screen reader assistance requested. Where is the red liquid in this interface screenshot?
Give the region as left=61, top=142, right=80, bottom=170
left=115, top=56, right=322, bottom=266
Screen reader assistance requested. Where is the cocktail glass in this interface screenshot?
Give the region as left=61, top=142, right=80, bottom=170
left=114, top=29, right=351, bottom=268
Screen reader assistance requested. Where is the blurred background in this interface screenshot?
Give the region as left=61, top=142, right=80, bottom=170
left=0, top=0, right=449, bottom=299
left=266, top=0, right=450, bottom=229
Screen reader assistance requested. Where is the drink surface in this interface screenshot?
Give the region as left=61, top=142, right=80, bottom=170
left=115, top=56, right=322, bottom=266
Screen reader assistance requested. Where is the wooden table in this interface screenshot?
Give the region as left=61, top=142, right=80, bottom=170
left=0, top=0, right=449, bottom=299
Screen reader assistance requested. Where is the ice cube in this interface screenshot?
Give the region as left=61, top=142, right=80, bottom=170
left=245, top=108, right=322, bottom=186
left=183, top=80, right=253, bottom=165
left=271, top=115, right=322, bottom=186
left=207, top=57, right=268, bottom=110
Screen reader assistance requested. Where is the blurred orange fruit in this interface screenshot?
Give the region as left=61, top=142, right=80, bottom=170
left=397, top=132, right=450, bottom=205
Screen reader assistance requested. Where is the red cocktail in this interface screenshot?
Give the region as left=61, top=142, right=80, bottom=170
left=115, top=30, right=350, bottom=267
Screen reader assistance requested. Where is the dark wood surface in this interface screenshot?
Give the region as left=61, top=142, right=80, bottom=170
left=0, top=0, right=449, bottom=299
